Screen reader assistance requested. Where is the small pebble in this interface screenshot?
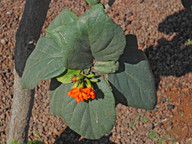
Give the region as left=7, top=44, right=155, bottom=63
left=158, top=122, right=163, bottom=128
left=167, top=104, right=175, bottom=110
left=1, top=39, right=6, bottom=45
left=147, top=123, right=154, bottom=130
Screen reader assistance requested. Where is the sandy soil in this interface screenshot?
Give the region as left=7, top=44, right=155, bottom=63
left=0, top=0, right=192, bottom=143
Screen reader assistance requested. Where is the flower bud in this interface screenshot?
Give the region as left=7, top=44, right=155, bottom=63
left=72, top=81, right=79, bottom=88
left=90, top=78, right=98, bottom=82
left=72, top=75, right=84, bottom=81
left=85, top=73, right=95, bottom=78
left=85, top=78, right=92, bottom=88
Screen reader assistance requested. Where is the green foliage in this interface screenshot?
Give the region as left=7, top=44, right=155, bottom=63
left=158, top=137, right=170, bottom=144
left=11, top=139, right=18, bottom=144
left=27, top=141, right=44, bottom=144
left=47, top=9, right=78, bottom=31
left=130, top=120, right=135, bottom=129
left=11, top=139, right=44, bottom=144
left=57, top=69, right=81, bottom=83
left=186, top=39, right=192, bottom=45
left=180, top=111, right=184, bottom=116
left=22, top=37, right=66, bottom=89
left=147, top=131, right=158, bottom=139
left=46, top=4, right=126, bottom=70
left=22, top=3, right=156, bottom=140
left=140, top=117, right=148, bottom=123
left=49, top=77, right=116, bottom=139
left=108, top=35, right=157, bottom=110
left=22, top=4, right=126, bottom=90
left=85, top=0, right=100, bottom=5
left=94, top=61, right=119, bottom=74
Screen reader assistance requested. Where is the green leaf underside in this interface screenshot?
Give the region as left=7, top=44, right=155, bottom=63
left=56, top=69, right=81, bottom=83
left=94, top=61, right=119, bottom=74
left=85, top=5, right=126, bottom=61
left=22, top=37, right=66, bottom=89
left=47, top=23, right=94, bottom=70
left=47, top=9, right=78, bottom=31
left=49, top=77, right=116, bottom=139
left=86, top=0, right=100, bottom=5
left=108, top=35, right=157, bottom=110
left=47, top=4, right=126, bottom=69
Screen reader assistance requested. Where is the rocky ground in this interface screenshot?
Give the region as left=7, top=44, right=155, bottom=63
left=0, top=0, right=192, bottom=143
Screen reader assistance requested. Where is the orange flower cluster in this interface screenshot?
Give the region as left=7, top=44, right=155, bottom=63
left=67, top=87, right=95, bottom=103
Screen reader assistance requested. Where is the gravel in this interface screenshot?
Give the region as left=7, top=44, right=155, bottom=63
left=0, top=0, right=192, bottom=143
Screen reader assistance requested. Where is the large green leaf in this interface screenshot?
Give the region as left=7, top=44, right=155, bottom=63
left=22, top=37, right=66, bottom=89
left=49, top=77, right=116, bottom=139
left=47, top=9, right=78, bottom=31
left=108, top=35, right=157, bottom=110
left=94, top=61, right=119, bottom=74
left=47, top=4, right=126, bottom=69
left=47, top=22, right=93, bottom=70
left=85, top=4, right=126, bottom=61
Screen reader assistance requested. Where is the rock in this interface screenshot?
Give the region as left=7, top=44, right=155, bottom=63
left=167, top=104, right=175, bottom=110
left=158, top=122, right=163, bottom=128
left=1, top=39, right=6, bottom=45
left=147, top=123, right=155, bottom=130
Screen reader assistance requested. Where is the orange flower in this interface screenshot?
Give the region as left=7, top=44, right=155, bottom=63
left=67, top=87, right=95, bottom=103
left=72, top=77, right=77, bottom=81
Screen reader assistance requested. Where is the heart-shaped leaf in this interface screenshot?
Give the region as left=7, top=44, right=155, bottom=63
left=84, top=4, right=126, bottom=61
left=49, top=77, right=116, bottom=139
left=94, top=61, right=119, bottom=74
left=22, top=37, right=66, bottom=89
left=108, top=35, right=157, bottom=110
left=56, top=69, right=81, bottom=84
left=47, top=9, right=78, bottom=31
left=47, top=4, right=126, bottom=70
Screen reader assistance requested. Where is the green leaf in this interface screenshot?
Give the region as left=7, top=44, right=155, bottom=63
left=47, top=4, right=125, bottom=69
left=85, top=4, right=126, bottom=61
left=85, top=0, right=100, bottom=5
left=46, top=22, right=94, bottom=70
left=108, top=34, right=157, bottom=110
left=49, top=77, right=116, bottom=139
left=47, top=9, right=78, bottom=31
left=94, top=61, right=119, bottom=74
left=22, top=4, right=126, bottom=89
left=27, top=141, right=44, bottom=144
left=22, top=37, right=66, bottom=89
left=11, top=139, right=18, bottom=144
left=56, top=69, right=81, bottom=83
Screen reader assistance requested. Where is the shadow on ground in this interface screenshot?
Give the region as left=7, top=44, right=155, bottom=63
left=54, top=127, right=115, bottom=144
left=145, top=9, right=192, bottom=88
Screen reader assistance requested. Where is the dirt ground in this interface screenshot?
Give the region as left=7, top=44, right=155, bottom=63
left=0, top=0, right=192, bottom=143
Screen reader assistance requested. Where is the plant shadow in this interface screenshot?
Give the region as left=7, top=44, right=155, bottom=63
left=54, top=127, right=116, bottom=144
left=145, top=9, right=192, bottom=88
